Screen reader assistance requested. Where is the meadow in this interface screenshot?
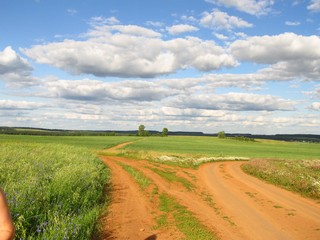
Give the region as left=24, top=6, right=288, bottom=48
left=118, top=136, right=320, bottom=166
left=0, top=135, right=135, bottom=239
left=0, top=135, right=138, bottom=149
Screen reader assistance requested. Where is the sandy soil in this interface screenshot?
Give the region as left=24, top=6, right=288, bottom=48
left=98, top=146, right=320, bottom=240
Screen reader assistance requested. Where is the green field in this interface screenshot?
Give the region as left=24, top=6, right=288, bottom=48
left=0, top=135, right=138, bottom=149
left=0, top=135, right=135, bottom=239
left=122, top=136, right=320, bottom=160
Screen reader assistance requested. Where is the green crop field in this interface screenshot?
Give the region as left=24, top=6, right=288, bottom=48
left=0, top=135, right=139, bottom=149
left=121, top=136, right=320, bottom=160
left=0, top=135, right=136, bottom=239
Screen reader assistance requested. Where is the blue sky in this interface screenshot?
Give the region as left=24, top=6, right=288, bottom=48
left=0, top=0, right=320, bottom=134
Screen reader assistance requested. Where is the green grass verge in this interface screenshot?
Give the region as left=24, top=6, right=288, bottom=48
left=159, top=193, right=217, bottom=240
left=122, top=136, right=320, bottom=160
left=242, top=159, right=320, bottom=200
left=117, top=162, right=152, bottom=190
left=0, top=142, right=110, bottom=239
left=146, top=167, right=194, bottom=191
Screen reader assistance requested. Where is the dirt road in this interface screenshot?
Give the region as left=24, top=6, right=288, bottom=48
left=99, top=151, right=320, bottom=239
left=200, top=162, right=320, bottom=240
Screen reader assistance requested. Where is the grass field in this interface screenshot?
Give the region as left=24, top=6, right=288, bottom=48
left=0, top=135, right=138, bottom=149
left=121, top=136, right=320, bottom=160
left=0, top=135, right=135, bottom=239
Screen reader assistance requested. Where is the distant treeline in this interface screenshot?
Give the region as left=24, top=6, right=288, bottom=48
left=0, top=127, right=117, bottom=136
left=1, top=127, right=319, bottom=142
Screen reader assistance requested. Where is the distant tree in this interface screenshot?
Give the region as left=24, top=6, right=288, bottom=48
left=138, top=125, right=146, bottom=136
left=218, top=131, right=226, bottom=139
left=162, top=128, right=168, bottom=137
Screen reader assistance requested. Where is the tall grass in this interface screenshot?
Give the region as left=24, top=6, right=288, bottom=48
left=242, top=159, right=320, bottom=200
left=0, top=142, right=110, bottom=239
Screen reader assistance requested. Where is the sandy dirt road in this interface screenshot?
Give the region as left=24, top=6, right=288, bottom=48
left=98, top=153, right=320, bottom=239
left=200, top=162, right=320, bottom=240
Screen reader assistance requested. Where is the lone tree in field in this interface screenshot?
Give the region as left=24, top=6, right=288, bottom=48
left=218, top=131, right=226, bottom=139
left=138, top=124, right=149, bottom=136
left=162, top=127, right=168, bottom=137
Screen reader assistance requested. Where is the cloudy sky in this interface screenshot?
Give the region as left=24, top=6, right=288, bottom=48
left=1, top=0, right=320, bottom=134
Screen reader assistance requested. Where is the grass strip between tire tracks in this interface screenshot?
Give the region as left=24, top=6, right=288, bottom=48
left=116, top=161, right=152, bottom=190
left=159, top=193, right=217, bottom=240
left=146, top=166, right=194, bottom=191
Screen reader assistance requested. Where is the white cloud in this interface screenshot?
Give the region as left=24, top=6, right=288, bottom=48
left=307, top=0, right=320, bottom=11
left=145, top=21, right=164, bottom=27
left=22, top=25, right=236, bottom=78
left=42, top=78, right=177, bottom=102
left=67, top=9, right=78, bottom=16
left=0, top=46, right=38, bottom=87
left=181, top=15, right=198, bottom=23
left=88, top=24, right=162, bottom=38
left=166, top=93, right=295, bottom=111
left=214, top=33, right=229, bottom=40
left=0, top=46, right=32, bottom=75
left=285, top=21, right=301, bottom=26
left=167, top=24, right=199, bottom=35
left=200, top=9, right=253, bottom=30
left=234, top=32, right=248, bottom=39
left=230, top=33, right=320, bottom=80
left=89, top=16, right=120, bottom=26
left=205, top=0, right=274, bottom=16
left=230, top=33, right=320, bottom=63
left=0, top=100, right=45, bottom=110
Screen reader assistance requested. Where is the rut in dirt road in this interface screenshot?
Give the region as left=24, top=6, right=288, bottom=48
left=98, top=146, right=320, bottom=240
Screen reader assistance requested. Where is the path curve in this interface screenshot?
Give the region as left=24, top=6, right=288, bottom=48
left=199, top=161, right=320, bottom=240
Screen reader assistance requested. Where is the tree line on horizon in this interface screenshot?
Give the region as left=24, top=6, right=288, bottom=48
left=0, top=127, right=319, bottom=142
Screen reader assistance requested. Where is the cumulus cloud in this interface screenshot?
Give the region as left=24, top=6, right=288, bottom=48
left=214, top=33, right=229, bottom=41
left=166, top=93, right=295, bottom=111
left=307, top=0, right=320, bottom=11
left=205, top=0, right=274, bottom=16
left=200, top=9, right=253, bottom=30
left=167, top=24, right=199, bottom=35
left=0, top=46, right=38, bottom=87
left=230, top=33, right=320, bottom=63
left=23, top=25, right=237, bottom=78
left=230, top=33, right=320, bottom=80
left=42, top=78, right=177, bottom=102
left=0, top=46, right=32, bottom=75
